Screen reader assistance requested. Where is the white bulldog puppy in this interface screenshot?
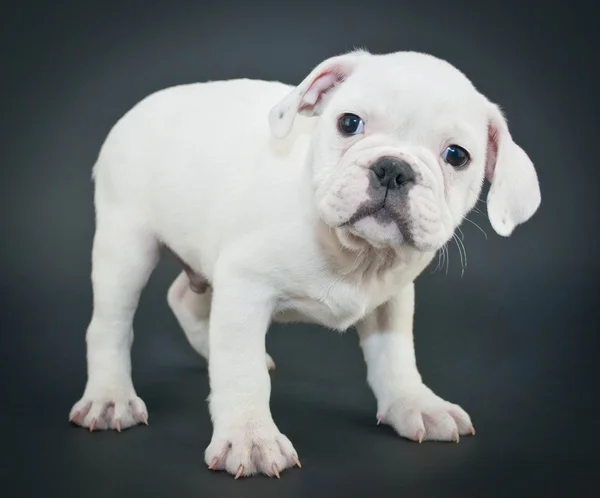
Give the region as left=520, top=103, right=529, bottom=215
left=69, top=50, right=541, bottom=478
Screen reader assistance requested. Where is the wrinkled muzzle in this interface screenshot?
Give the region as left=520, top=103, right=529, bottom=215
left=318, top=151, right=451, bottom=251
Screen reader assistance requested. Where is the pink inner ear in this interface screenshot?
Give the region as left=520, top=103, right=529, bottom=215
left=298, top=69, right=343, bottom=112
left=486, top=123, right=500, bottom=182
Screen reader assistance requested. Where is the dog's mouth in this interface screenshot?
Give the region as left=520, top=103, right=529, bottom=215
left=340, top=201, right=408, bottom=231
left=342, top=204, right=385, bottom=226
left=334, top=200, right=415, bottom=251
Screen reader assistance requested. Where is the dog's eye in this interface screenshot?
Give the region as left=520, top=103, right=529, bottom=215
left=338, top=113, right=364, bottom=135
left=442, top=145, right=470, bottom=168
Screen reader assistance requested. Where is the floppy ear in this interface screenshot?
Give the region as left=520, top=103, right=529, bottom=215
left=268, top=50, right=369, bottom=138
left=485, top=103, right=541, bottom=236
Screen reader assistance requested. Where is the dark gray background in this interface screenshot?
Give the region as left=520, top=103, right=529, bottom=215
left=1, top=0, right=598, bottom=496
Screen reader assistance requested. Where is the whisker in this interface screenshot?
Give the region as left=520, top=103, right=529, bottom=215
left=464, top=216, right=488, bottom=240
left=460, top=230, right=468, bottom=278
left=440, top=243, right=447, bottom=273
left=438, top=244, right=447, bottom=273
left=375, top=250, right=386, bottom=264
left=431, top=249, right=442, bottom=273
left=468, top=186, right=488, bottom=205
left=452, top=233, right=464, bottom=277
left=352, top=247, right=365, bottom=269
left=460, top=235, right=468, bottom=269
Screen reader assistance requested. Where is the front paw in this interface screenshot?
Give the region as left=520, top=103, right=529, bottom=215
left=69, top=381, right=148, bottom=431
left=205, top=419, right=300, bottom=478
left=378, top=385, right=475, bottom=442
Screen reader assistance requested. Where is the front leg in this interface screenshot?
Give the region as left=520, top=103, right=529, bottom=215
left=357, top=283, right=475, bottom=442
left=204, top=272, right=299, bottom=478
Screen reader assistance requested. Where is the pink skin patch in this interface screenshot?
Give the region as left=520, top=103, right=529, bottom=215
left=376, top=408, right=474, bottom=442
left=298, top=68, right=344, bottom=113
left=486, top=123, right=500, bottom=181
left=207, top=442, right=300, bottom=476
left=69, top=400, right=148, bottom=431
left=69, top=402, right=91, bottom=425
left=163, top=245, right=210, bottom=294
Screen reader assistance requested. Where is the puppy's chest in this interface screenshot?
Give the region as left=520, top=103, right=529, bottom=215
left=274, top=276, right=398, bottom=331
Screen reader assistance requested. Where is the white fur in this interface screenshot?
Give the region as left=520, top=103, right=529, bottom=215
left=69, top=50, right=541, bottom=477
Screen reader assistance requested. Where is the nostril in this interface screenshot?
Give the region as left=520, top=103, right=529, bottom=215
left=374, top=166, right=386, bottom=179
left=396, top=174, right=413, bottom=185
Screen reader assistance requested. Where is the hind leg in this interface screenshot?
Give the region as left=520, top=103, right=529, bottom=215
left=167, top=271, right=275, bottom=370
left=69, top=213, right=159, bottom=431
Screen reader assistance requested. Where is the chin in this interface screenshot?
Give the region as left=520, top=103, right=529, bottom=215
left=334, top=215, right=405, bottom=250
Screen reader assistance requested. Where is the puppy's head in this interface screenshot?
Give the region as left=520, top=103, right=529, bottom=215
left=269, top=50, right=541, bottom=252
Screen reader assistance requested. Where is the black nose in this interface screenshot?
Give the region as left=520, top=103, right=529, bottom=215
left=370, top=157, right=416, bottom=189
